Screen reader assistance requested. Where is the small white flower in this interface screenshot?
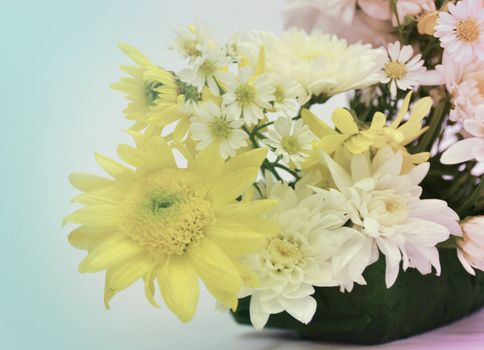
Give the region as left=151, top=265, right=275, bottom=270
left=190, top=102, right=248, bottom=159
left=457, top=216, right=484, bottom=275
left=172, top=23, right=211, bottom=61
left=178, top=48, right=230, bottom=95
left=222, top=68, right=275, bottom=125
left=247, top=175, right=352, bottom=330
left=323, top=147, right=462, bottom=288
left=272, top=77, right=305, bottom=116
left=265, top=117, right=314, bottom=169
left=380, top=41, right=426, bottom=98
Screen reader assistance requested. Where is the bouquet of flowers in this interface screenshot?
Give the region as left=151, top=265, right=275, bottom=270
left=65, top=0, right=484, bottom=344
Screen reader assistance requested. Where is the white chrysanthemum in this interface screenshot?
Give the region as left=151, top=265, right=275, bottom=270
left=222, top=68, right=275, bottom=125
left=380, top=41, right=426, bottom=97
left=190, top=102, right=248, bottom=159
left=264, top=117, right=314, bottom=169
left=238, top=29, right=386, bottom=97
left=457, top=216, right=484, bottom=275
left=178, top=48, right=230, bottom=95
left=172, top=24, right=212, bottom=61
left=246, top=175, right=355, bottom=330
left=322, top=147, right=462, bottom=288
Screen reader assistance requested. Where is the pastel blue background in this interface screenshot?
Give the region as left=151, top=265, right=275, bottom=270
left=0, top=1, right=344, bottom=349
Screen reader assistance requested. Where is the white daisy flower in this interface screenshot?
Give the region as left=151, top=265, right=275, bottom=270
left=265, top=117, right=315, bottom=169
left=273, top=77, right=305, bottom=116
left=247, top=175, right=353, bottom=330
left=178, top=47, right=230, bottom=95
left=190, top=102, right=248, bottom=159
left=380, top=41, right=426, bottom=98
left=322, top=147, right=462, bottom=288
left=222, top=68, right=275, bottom=125
left=172, top=23, right=211, bottom=61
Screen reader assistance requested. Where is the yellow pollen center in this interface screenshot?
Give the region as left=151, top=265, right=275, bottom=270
left=199, top=60, right=216, bottom=77
left=384, top=61, right=407, bottom=80
left=267, top=235, right=303, bottom=270
left=208, top=118, right=232, bottom=140
left=457, top=18, right=481, bottom=43
left=121, top=169, right=214, bottom=257
left=235, top=83, right=256, bottom=106
left=274, top=86, right=286, bottom=103
left=281, top=136, right=301, bottom=154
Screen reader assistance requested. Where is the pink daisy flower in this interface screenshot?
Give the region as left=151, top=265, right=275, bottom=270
left=457, top=216, right=484, bottom=275
left=434, top=0, right=484, bottom=63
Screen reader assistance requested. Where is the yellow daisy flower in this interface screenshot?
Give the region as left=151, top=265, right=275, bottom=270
left=302, top=92, right=431, bottom=172
left=64, top=134, right=278, bottom=322
left=112, top=43, right=200, bottom=136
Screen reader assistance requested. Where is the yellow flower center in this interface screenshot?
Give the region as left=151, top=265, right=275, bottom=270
left=457, top=18, right=481, bottom=43
left=281, top=136, right=301, bottom=155
left=182, top=41, right=202, bottom=58
left=384, top=61, right=407, bottom=80
left=274, top=86, right=286, bottom=103
left=208, top=118, right=232, bottom=140
left=121, top=169, right=214, bottom=257
left=266, top=235, right=303, bottom=271
left=368, top=190, right=409, bottom=227
left=199, top=60, right=216, bottom=77
left=235, top=83, right=256, bottom=107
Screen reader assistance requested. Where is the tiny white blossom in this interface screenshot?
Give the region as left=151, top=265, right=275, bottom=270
left=190, top=102, right=248, bottom=159
left=264, top=117, right=314, bottom=169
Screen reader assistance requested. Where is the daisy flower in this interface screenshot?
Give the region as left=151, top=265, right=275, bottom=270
left=380, top=41, right=426, bottom=98
left=434, top=0, right=484, bottom=63
left=264, top=117, right=315, bottom=169
left=272, top=77, right=304, bottom=116
left=246, top=175, right=354, bottom=329
left=457, top=216, right=484, bottom=275
left=322, top=147, right=461, bottom=288
left=172, top=23, right=212, bottom=62
left=178, top=47, right=230, bottom=95
left=65, top=135, right=279, bottom=322
left=222, top=68, right=274, bottom=125
left=190, top=102, right=248, bottom=159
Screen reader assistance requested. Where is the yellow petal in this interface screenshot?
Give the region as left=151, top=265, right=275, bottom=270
left=158, top=255, right=199, bottom=323
left=301, top=109, right=335, bottom=137
left=332, top=108, right=358, bottom=135
left=118, top=42, right=151, bottom=66
left=214, top=199, right=278, bottom=219
left=208, top=167, right=259, bottom=206
left=314, top=134, right=349, bottom=153
left=78, top=237, right=142, bottom=273
left=408, top=97, right=432, bottom=124
left=189, top=238, right=242, bottom=293
left=370, top=112, right=387, bottom=130
left=192, top=143, right=224, bottom=184
left=173, top=118, right=190, bottom=142
left=68, top=226, right=113, bottom=250
left=69, top=173, right=114, bottom=192
left=255, top=46, right=266, bottom=76
left=63, top=205, right=120, bottom=227
left=104, top=270, right=116, bottom=310
left=95, top=153, right=133, bottom=179
left=390, top=92, right=412, bottom=129
left=109, top=254, right=154, bottom=292
left=216, top=218, right=280, bottom=237
left=222, top=148, right=268, bottom=175
left=144, top=267, right=160, bottom=308
left=205, top=225, right=267, bottom=257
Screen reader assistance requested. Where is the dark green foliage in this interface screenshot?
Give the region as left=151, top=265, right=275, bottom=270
left=232, top=250, right=484, bottom=345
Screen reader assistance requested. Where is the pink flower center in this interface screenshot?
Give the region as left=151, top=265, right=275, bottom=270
left=456, top=18, right=481, bottom=43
